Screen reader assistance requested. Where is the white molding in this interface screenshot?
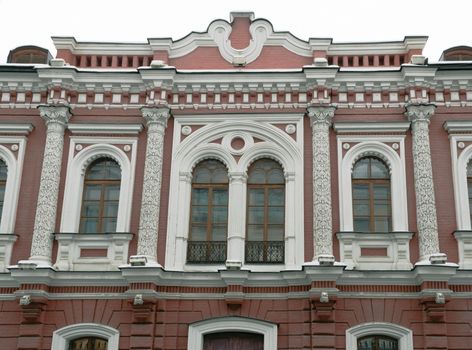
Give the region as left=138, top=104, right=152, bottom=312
left=59, top=137, right=137, bottom=234
left=443, top=120, right=472, bottom=133
left=337, top=136, right=408, bottom=232
left=68, top=123, right=143, bottom=135
left=346, top=322, right=413, bottom=350
left=0, top=124, right=33, bottom=134
left=52, top=323, right=119, bottom=350
left=448, top=135, right=472, bottom=230
left=54, top=233, right=133, bottom=271
left=0, top=234, right=17, bottom=272
left=454, top=231, right=472, bottom=269
left=0, top=137, right=27, bottom=234
left=334, top=122, right=410, bottom=134
left=188, top=317, right=277, bottom=350
left=166, top=115, right=304, bottom=271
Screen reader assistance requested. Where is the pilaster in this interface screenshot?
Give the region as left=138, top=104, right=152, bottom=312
left=306, top=105, right=336, bottom=265
left=405, top=102, right=446, bottom=263
left=27, top=104, right=71, bottom=267
left=134, top=106, right=171, bottom=265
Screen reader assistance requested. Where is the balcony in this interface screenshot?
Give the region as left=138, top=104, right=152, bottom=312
left=187, top=241, right=227, bottom=264
left=245, top=241, right=284, bottom=264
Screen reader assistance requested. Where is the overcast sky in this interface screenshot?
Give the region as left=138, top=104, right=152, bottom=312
left=0, top=0, right=471, bottom=64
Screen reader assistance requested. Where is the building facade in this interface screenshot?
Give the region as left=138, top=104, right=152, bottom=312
left=0, top=11, right=471, bottom=350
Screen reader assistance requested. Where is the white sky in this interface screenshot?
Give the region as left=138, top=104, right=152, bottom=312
left=0, top=0, right=471, bottom=64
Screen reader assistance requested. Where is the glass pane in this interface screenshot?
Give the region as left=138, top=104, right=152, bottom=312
left=105, top=185, right=120, bottom=200
left=371, top=158, right=389, bottom=178
left=374, top=203, right=390, bottom=216
left=103, top=218, right=117, bottom=232
left=191, top=206, right=208, bottom=223
left=0, top=185, right=5, bottom=199
left=107, top=162, right=121, bottom=179
left=212, top=169, right=228, bottom=183
left=375, top=218, right=390, bottom=232
left=268, top=207, right=284, bottom=224
left=0, top=160, right=6, bottom=180
left=248, top=169, right=266, bottom=184
left=354, top=218, right=370, bottom=232
left=81, top=219, right=98, bottom=233
left=268, top=188, right=284, bottom=205
left=268, top=225, right=284, bottom=241
left=86, top=163, right=105, bottom=179
left=353, top=203, right=370, bottom=216
left=267, top=169, right=285, bottom=184
left=193, top=168, right=211, bottom=183
left=373, top=184, right=390, bottom=199
left=212, top=207, right=228, bottom=223
left=193, top=159, right=228, bottom=184
left=212, top=189, right=228, bottom=205
left=247, top=225, right=264, bottom=241
left=353, top=184, right=370, bottom=199
left=82, top=203, right=99, bottom=217
left=247, top=207, right=264, bottom=224
left=192, top=188, right=208, bottom=205
left=248, top=189, right=265, bottom=205
left=212, top=225, right=227, bottom=241
left=352, top=158, right=369, bottom=178
left=83, top=185, right=101, bottom=200
left=468, top=162, right=472, bottom=177
left=190, top=225, right=206, bottom=241
left=103, top=203, right=118, bottom=217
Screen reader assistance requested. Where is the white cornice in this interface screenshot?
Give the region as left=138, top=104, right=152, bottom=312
left=67, top=123, right=143, bottom=134
left=334, top=122, right=411, bottom=133
left=443, top=120, right=472, bottom=133
left=0, top=123, right=34, bottom=134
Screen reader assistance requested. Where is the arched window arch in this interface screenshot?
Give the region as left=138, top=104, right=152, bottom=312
left=52, top=323, right=119, bottom=350
left=0, top=159, right=7, bottom=223
left=79, top=158, right=121, bottom=233
left=187, top=159, right=229, bottom=263
left=352, top=156, right=392, bottom=232
left=246, top=158, right=285, bottom=263
left=345, top=322, right=413, bottom=350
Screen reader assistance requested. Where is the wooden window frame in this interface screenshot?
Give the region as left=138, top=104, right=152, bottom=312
left=352, top=157, right=392, bottom=233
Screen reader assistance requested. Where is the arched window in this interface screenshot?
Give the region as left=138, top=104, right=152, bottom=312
left=246, top=158, right=285, bottom=263
left=187, top=159, right=228, bottom=263
left=352, top=157, right=391, bottom=232
left=204, top=332, right=263, bottom=350
left=69, top=337, right=108, bottom=350
left=0, top=160, right=6, bottom=222
left=357, top=335, right=398, bottom=350
left=79, top=158, right=121, bottom=233
left=467, top=160, right=472, bottom=224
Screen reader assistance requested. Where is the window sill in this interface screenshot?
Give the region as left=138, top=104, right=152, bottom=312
left=336, top=231, right=414, bottom=270
left=54, top=232, right=133, bottom=271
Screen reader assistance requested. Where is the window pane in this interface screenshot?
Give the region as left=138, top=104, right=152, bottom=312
left=107, top=163, right=121, bottom=179
left=354, top=218, right=370, bottom=232
left=0, top=161, right=6, bottom=180
left=190, top=225, right=206, bottom=241
left=268, top=188, right=284, bottom=205
left=82, top=203, right=100, bottom=217
left=268, top=207, right=284, bottom=224
left=191, top=206, right=208, bottom=223
left=248, top=188, right=265, bottom=205
left=193, top=168, right=211, bottom=183
left=83, top=185, right=102, bottom=200
left=192, top=188, right=208, bottom=205
left=267, top=169, right=285, bottom=184
left=353, top=203, right=370, bottom=216
left=247, top=207, right=264, bottom=224
left=86, top=164, right=105, bottom=179
left=374, top=203, right=390, bottom=216
left=103, top=203, right=118, bottom=217
left=212, top=169, right=228, bottom=183
left=375, top=218, right=390, bottom=232
left=212, top=207, right=228, bottom=223
left=105, top=185, right=120, bottom=200
left=103, top=218, right=117, bottom=232
left=193, top=159, right=228, bottom=184
left=268, top=225, right=284, bottom=241
left=247, top=225, right=264, bottom=241
left=212, top=225, right=227, bottom=241
left=0, top=185, right=5, bottom=199
left=373, top=184, right=390, bottom=199
left=248, top=169, right=266, bottom=184
left=353, top=184, right=370, bottom=199
left=371, top=158, right=389, bottom=178
left=212, top=189, right=228, bottom=205
left=81, top=219, right=98, bottom=233
left=352, top=158, right=369, bottom=178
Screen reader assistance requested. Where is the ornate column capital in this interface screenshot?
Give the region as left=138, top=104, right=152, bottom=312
left=405, top=103, right=436, bottom=124
left=307, top=105, right=336, bottom=126
left=38, top=104, right=72, bottom=127
left=228, top=172, right=247, bottom=184
left=140, top=106, right=171, bottom=129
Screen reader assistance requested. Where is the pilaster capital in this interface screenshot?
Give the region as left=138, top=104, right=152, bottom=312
left=405, top=102, right=436, bottom=124
left=140, top=106, right=171, bottom=129
left=228, top=171, right=247, bottom=183
left=306, top=105, right=336, bottom=127
left=37, top=104, right=72, bottom=127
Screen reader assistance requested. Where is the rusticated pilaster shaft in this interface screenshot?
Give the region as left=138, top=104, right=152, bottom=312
left=405, top=103, right=443, bottom=261
left=307, top=105, right=336, bottom=263
left=136, top=107, right=171, bottom=264
left=29, top=105, right=71, bottom=265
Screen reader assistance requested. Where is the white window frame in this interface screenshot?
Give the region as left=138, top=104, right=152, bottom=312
left=52, top=323, right=119, bottom=350
left=188, top=317, right=277, bottom=350
left=60, top=137, right=137, bottom=233
left=166, top=114, right=304, bottom=272
left=337, top=136, right=408, bottom=232
left=346, top=322, right=413, bottom=350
